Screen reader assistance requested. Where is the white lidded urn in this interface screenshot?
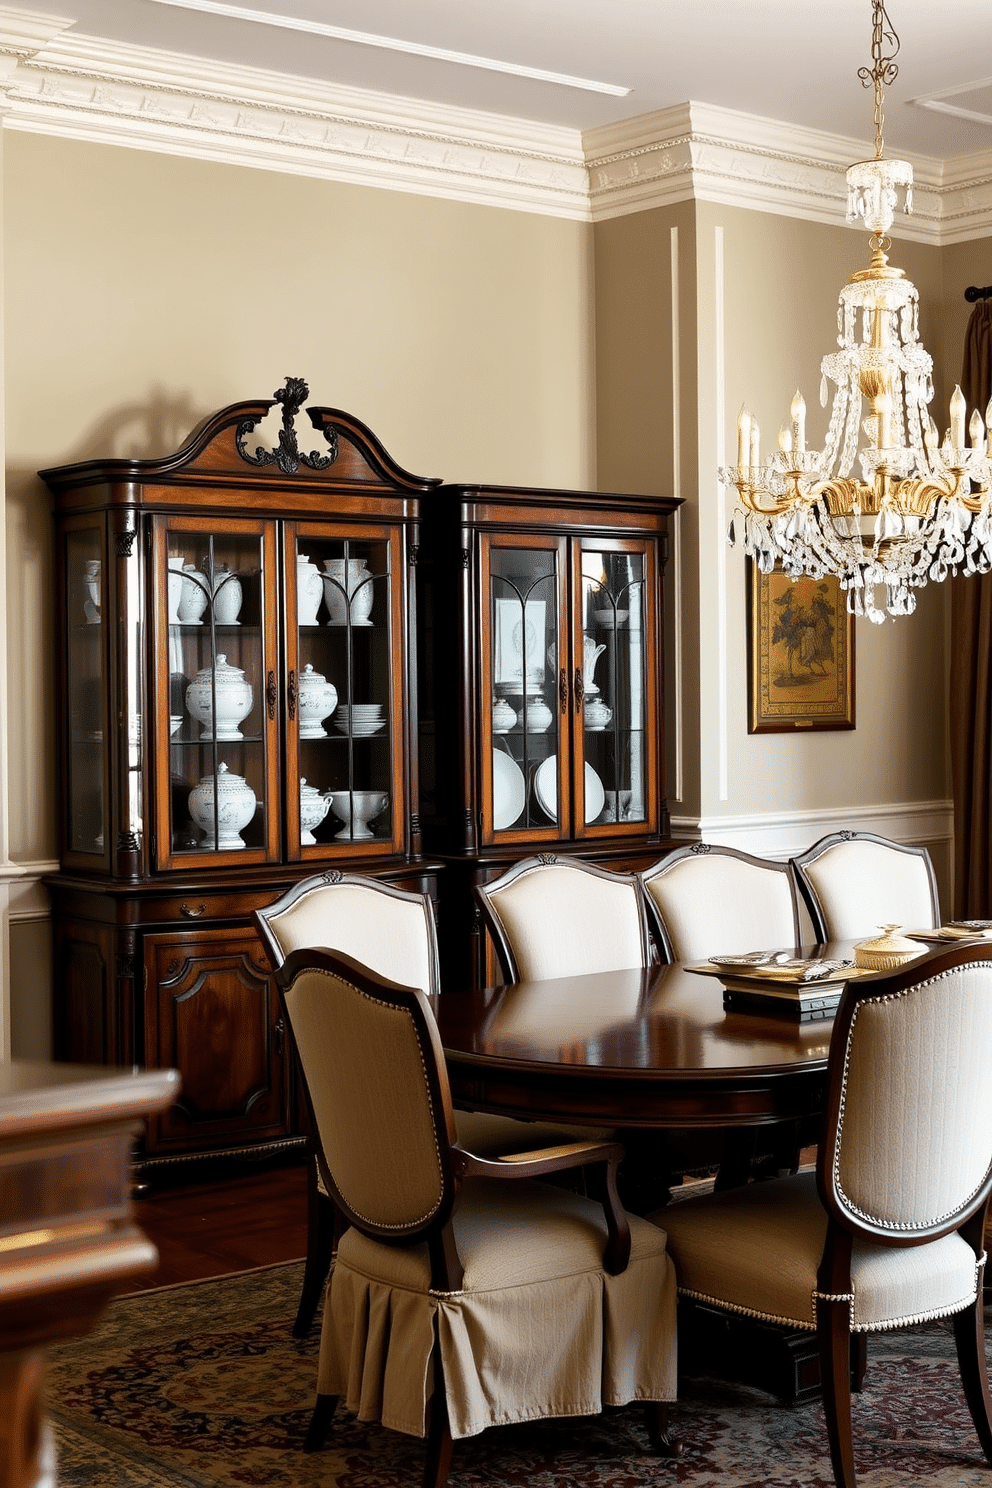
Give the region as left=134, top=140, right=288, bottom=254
left=185, top=655, right=253, bottom=740
left=492, top=697, right=516, bottom=734
left=297, top=664, right=338, bottom=738
left=322, top=557, right=374, bottom=626
left=297, top=553, right=324, bottom=626
left=299, top=778, right=331, bottom=845
left=188, top=763, right=256, bottom=850
left=522, top=695, right=553, bottom=732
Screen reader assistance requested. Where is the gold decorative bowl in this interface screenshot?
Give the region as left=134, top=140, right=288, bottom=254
left=854, top=924, right=922, bottom=971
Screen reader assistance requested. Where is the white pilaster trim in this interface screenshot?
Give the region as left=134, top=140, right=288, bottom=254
left=669, top=799, right=954, bottom=862
left=0, top=17, right=984, bottom=241
left=713, top=226, right=728, bottom=804
left=669, top=224, right=684, bottom=806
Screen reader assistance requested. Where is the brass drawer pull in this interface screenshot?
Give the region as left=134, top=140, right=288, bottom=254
left=180, top=902, right=206, bottom=919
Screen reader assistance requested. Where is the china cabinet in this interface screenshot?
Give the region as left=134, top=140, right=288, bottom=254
left=42, top=379, right=439, bottom=1167
left=418, top=482, right=682, bottom=988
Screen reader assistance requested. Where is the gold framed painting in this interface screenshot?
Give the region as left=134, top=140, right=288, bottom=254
left=747, top=563, right=855, bottom=733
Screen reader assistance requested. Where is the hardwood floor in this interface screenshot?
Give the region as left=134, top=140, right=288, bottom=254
left=124, top=1157, right=309, bottom=1292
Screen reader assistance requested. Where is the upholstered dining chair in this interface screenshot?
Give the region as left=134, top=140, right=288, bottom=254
left=658, top=940, right=992, bottom=1488
left=790, top=830, right=940, bottom=943
left=639, top=843, right=802, bottom=964
left=275, top=946, right=680, bottom=1486
left=255, top=870, right=583, bottom=1336
left=474, top=854, right=652, bottom=983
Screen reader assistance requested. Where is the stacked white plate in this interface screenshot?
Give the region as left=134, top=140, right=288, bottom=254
left=334, top=703, right=386, bottom=737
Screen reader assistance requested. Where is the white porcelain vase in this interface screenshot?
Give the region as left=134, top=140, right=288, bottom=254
left=210, top=564, right=243, bottom=624
left=299, top=778, right=331, bottom=845
left=82, top=559, right=101, bottom=624
left=167, top=556, right=185, bottom=624
left=178, top=564, right=209, bottom=624
left=322, top=558, right=374, bottom=626
left=185, top=656, right=254, bottom=740
left=297, top=554, right=324, bottom=626
left=583, top=635, right=606, bottom=695
left=188, top=763, right=256, bottom=850
left=297, top=664, right=338, bottom=738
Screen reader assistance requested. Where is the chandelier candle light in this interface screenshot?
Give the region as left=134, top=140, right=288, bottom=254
left=722, top=0, right=992, bottom=622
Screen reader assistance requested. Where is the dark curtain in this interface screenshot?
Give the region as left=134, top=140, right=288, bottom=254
left=949, top=299, right=992, bottom=916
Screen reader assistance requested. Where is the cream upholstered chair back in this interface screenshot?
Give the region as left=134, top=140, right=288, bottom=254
left=823, top=953, right=992, bottom=1237
left=278, top=947, right=455, bottom=1239
left=475, top=855, right=651, bottom=982
left=640, top=846, right=801, bottom=963
left=255, top=871, right=439, bottom=993
left=791, top=832, right=940, bottom=943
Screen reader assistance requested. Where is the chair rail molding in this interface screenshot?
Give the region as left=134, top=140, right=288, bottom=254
left=669, top=800, right=954, bottom=864
left=0, top=12, right=987, bottom=241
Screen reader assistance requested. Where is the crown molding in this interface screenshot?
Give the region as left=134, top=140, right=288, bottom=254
left=584, top=102, right=992, bottom=245
left=0, top=16, right=987, bottom=242
left=0, top=24, right=591, bottom=217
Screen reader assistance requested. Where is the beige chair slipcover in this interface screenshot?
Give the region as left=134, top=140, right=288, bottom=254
left=281, top=952, right=678, bottom=1457
left=326, top=1182, right=677, bottom=1438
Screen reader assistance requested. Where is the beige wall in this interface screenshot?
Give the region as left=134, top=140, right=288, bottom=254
left=3, top=131, right=596, bottom=868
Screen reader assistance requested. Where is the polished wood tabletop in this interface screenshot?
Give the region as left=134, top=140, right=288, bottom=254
left=437, top=959, right=839, bottom=1131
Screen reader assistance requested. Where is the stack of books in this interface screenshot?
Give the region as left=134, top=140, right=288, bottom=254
left=692, top=952, right=864, bottom=1022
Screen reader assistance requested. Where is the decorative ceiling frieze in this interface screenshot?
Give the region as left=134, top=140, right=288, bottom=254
left=0, top=13, right=987, bottom=242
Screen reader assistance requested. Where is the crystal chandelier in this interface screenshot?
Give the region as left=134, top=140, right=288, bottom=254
left=722, top=0, right=992, bottom=622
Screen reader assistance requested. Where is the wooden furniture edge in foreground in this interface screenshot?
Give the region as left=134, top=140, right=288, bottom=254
left=0, top=1059, right=179, bottom=1488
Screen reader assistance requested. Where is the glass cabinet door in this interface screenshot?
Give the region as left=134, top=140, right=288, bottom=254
left=576, top=540, right=657, bottom=835
left=285, top=523, right=403, bottom=858
left=482, top=535, right=570, bottom=840
left=63, top=522, right=109, bottom=863
left=153, top=517, right=279, bottom=866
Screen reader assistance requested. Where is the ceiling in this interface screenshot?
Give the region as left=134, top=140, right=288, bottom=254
left=11, top=0, right=992, bottom=159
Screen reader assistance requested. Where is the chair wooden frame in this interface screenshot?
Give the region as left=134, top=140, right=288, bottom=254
left=791, top=830, right=940, bottom=943
left=274, top=946, right=679, bottom=1485
left=639, top=843, right=802, bottom=964
left=474, top=854, right=652, bottom=984
left=254, top=871, right=441, bottom=1337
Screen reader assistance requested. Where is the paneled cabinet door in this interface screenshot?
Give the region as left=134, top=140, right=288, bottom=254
left=480, top=531, right=571, bottom=843
left=152, top=516, right=281, bottom=870
left=283, top=521, right=407, bottom=860
left=143, top=927, right=290, bottom=1155
left=480, top=531, right=659, bottom=844
left=572, top=536, right=659, bottom=840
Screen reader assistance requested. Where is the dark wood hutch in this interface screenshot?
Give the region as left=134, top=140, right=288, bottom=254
left=42, top=379, right=440, bottom=1169
left=42, top=379, right=682, bottom=1165
left=417, top=481, right=682, bottom=989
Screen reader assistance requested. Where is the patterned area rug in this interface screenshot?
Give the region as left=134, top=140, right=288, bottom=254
left=46, top=1261, right=992, bottom=1487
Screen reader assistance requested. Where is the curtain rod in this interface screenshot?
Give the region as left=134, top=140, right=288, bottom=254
left=965, top=285, right=992, bottom=303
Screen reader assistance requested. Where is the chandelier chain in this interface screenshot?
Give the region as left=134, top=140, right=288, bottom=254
left=857, top=0, right=900, bottom=159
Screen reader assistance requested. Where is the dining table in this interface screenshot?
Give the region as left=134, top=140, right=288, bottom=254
left=436, top=954, right=844, bottom=1139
